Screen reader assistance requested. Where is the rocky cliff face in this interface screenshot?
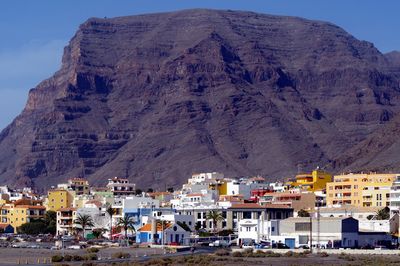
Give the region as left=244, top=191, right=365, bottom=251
left=1, top=9, right=400, bottom=189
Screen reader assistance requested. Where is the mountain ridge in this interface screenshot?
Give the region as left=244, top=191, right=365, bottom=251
left=1, top=9, right=400, bottom=189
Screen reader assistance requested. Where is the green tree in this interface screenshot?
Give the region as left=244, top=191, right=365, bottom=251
left=92, top=228, right=106, bottom=239
left=74, top=214, right=95, bottom=239
left=298, top=209, right=310, bottom=217
left=18, top=219, right=47, bottom=235
left=45, top=210, right=57, bottom=234
left=105, top=204, right=115, bottom=239
left=18, top=211, right=57, bottom=235
left=117, top=214, right=136, bottom=243
left=375, top=207, right=390, bottom=220
left=206, top=210, right=224, bottom=233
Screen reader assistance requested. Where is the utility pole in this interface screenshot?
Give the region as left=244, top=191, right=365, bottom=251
left=317, top=206, right=320, bottom=253
left=309, top=216, right=313, bottom=254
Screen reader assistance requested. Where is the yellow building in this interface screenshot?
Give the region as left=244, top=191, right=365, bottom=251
left=68, top=178, right=90, bottom=195
left=326, top=173, right=396, bottom=207
left=0, top=199, right=46, bottom=231
left=47, top=189, right=75, bottom=211
left=290, top=168, right=332, bottom=192
left=209, top=180, right=228, bottom=195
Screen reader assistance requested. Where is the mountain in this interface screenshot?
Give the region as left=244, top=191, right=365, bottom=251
left=1, top=9, right=400, bottom=190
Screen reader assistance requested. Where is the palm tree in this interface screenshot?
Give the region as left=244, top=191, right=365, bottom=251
left=298, top=209, right=310, bottom=217
left=106, top=204, right=115, bottom=239
left=117, top=214, right=136, bottom=245
left=157, top=220, right=169, bottom=245
left=206, top=210, right=224, bottom=233
left=375, top=207, right=390, bottom=220
left=74, top=214, right=95, bottom=239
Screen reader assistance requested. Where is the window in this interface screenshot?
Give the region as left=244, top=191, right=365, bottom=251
left=295, top=222, right=311, bottom=231
left=243, top=211, right=251, bottom=219
left=246, top=226, right=251, bottom=232
left=271, top=226, right=275, bottom=232
left=197, top=213, right=201, bottom=219
left=222, top=221, right=226, bottom=228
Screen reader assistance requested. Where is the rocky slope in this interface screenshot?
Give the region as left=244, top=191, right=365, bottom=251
left=1, top=9, right=400, bottom=189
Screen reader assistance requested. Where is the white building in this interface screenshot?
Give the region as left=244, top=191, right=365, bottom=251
left=390, top=175, right=400, bottom=215
left=107, top=177, right=136, bottom=196
left=269, top=217, right=359, bottom=249
left=187, top=172, right=224, bottom=185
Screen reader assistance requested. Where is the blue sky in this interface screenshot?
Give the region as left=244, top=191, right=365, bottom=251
left=0, top=0, right=399, bottom=130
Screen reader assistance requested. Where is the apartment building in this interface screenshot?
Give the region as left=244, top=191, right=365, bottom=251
left=0, top=199, right=45, bottom=231
left=56, top=208, right=77, bottom=236
left=226, top=203, right=293, bottom=231
left=107, top=177, right=136, bottom=197
left=260, top=192, right=316, bottom=212
left=390, top=175, right=400, bottom=214
left=326, top=173, right=396, bottom=207
left=47, top=189, right=75, bottom=211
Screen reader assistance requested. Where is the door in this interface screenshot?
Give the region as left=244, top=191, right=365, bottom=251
left=285, top=238, right=296, bottom=249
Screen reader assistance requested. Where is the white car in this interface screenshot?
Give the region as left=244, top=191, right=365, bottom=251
left=209, top=240, right=230, bottom=247
left=67, top=245, right=82, bottom=250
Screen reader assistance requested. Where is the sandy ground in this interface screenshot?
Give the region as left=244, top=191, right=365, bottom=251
left=0, top=247, right=164, bottom=265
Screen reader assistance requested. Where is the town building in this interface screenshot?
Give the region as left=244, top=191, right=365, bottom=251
left=187, top=172, right=224, bottom=185
left=260, top=192, right=316, bottom=213
left=318, top=205, right=380, bottom=220
left=288, top=168, right=332, bottom=192
left=270, top=217, right=359, bottom=248
left=137, top=221, right=190, bottom=245
left=56, top=208, right=77, bottom=236
left=226, top=203, right=293, bottom=231
left=47, top=189, right=75, bottom=211
left=326, top=173, right=396, bottom=207
left=389, top=175, right=400, bottom=215
left=67, top=178, right=90, bottom=195
left=0, top=199, right=46, bottom=231
left=107, top=177, right=136, bottom=197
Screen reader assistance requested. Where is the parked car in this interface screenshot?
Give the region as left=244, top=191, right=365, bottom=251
left=67, top=245, right=82, bottom=250
left=209, top=240, right=230, bottom=247
left=272, top=243, right=290, bottom=249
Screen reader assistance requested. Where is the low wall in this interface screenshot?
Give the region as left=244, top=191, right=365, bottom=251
left=232, top=248, right=400, bottom=255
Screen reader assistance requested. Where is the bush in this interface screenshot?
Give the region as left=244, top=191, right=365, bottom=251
left=51, top=255, right=63, bottom=262
left=86, top=247, right=100, bottom=253
left=242, top=248, right=253, bottom=255
left=264, top=251, right=281, bottom=257
left=284, top=251, right=294, bottom=257
left=253, top=250, right=266, bottom=257
left=81, top=263, right=95, bottom=266
left=84, top=253, right=98, bottom=261
left=112, top=252, right=131, bottom=259
left=63, top=254, right=72, bottom=261
left=338, top=252, right=355, bottom=261
left=232, top=251, right=243, bottom=257
left=319, top=251, right=329, bottom=257
left=214, top=249, right=230, bottom=256
left=72, top=255, right=84, bottom=261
